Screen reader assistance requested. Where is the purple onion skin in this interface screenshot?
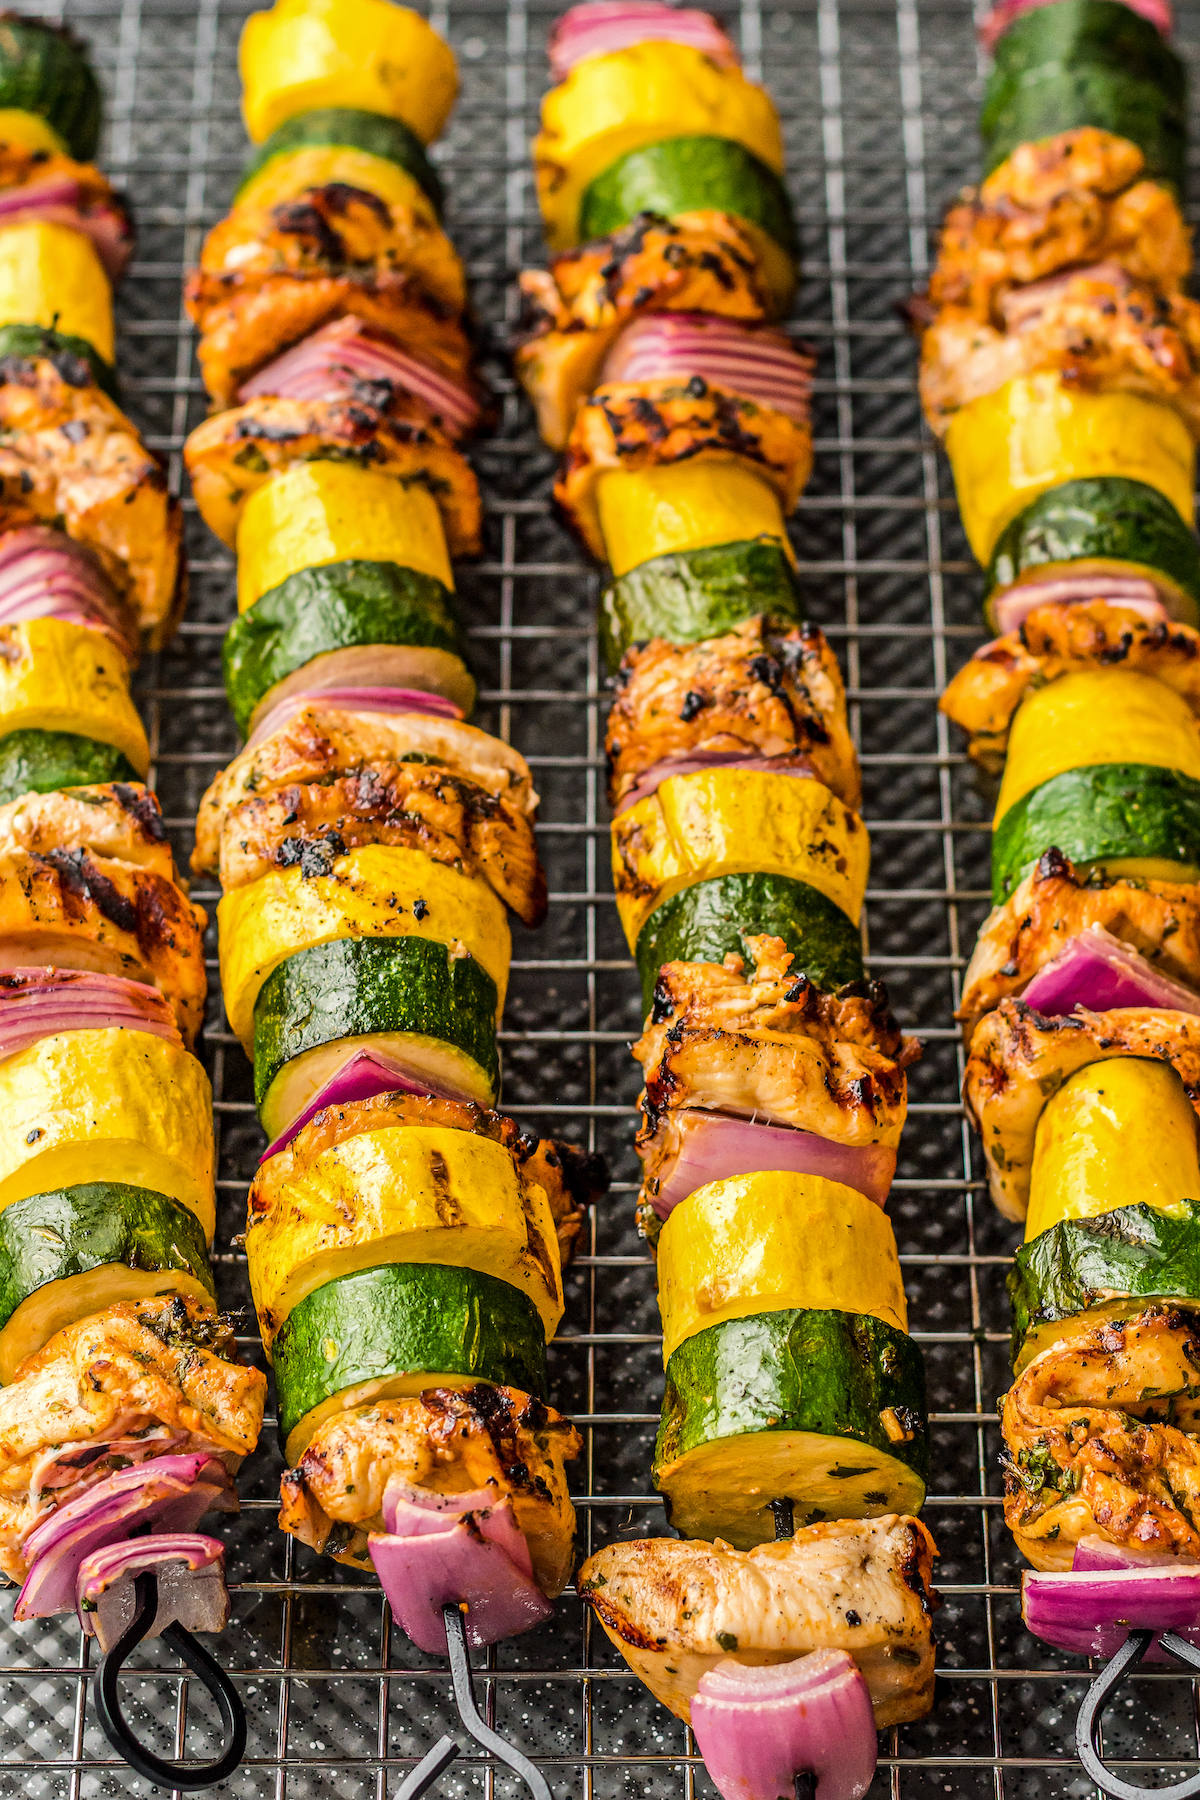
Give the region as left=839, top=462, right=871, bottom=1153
left=691, top=1652, right=877, bottom=1800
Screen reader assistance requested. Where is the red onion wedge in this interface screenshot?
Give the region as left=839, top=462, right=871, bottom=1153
left=980, top=0, right=1171, bottom=49
left=989, top=574, right=1170, bottom=636
left=247, top=644, right=476, bottom=739
left=647, top=1111, right=896, bottom=1220
left=16, top=1455, right=236, bottom=1621
left=548, top=1, right=740, bottom=79
left=1019, top=925, right=1200, bottom=1017
left=259, top=1048, right=460, bottom=1162
left=0, top=526, right=137, bottom=659
left=615, top=753, right=816, bottom=817
left=601, top=314, right=814, bottom=424
left=237, top=316, right=481, bottom=440
left=77, top=1533, right=229, bottom=1653
left=245, top=686, right=463, bottom=751
left=0, top=968, right=182, bottom=1065
left=1074, top=1536, right=1200, bottom=1572
left=0, top=174, right=133, bottom=283
left=370, top=1480, right=552, bottom=1654
left=1023, top=1556, right=1200, bottom=1661
left=691, top=1651, right=877, bottom=1800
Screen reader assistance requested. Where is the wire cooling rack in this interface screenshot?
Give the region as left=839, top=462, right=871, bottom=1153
left=7, top=0, right=1200, bottom=1793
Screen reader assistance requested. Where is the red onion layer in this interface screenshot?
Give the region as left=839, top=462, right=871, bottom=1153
left=78, top=1534, right=229, bottom=1652
left=245, top=686, right=463, bottom=751
left=238, top=316, right=481, bottom=439
left=548, top=1, right=740, bottom=79
left=980, top=0, right=1171, bottom=49
left=648, top=1110, right=896, bottom=1220
left=989, top=575, right=1170, bottom=636
left=0, top=526, right=136, bottom=658
left=615, top=752, right=816, bottom=817
left=1019, top=925, right=1200, bottom=1017
left=0, top=968, right=181, bottom=1065
left=259, top=1049, right=464, bottom=1162
left=601, top=314, right=814, bottom=424
left=0, top=174, right=133, bottom=282
left=691, top=1651, right=877, bottom=1800
left=1023, top=1561, right=1200, bottom=1661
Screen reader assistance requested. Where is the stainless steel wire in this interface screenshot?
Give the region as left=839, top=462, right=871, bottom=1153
left=5, top=0, right=1200, bottom=1793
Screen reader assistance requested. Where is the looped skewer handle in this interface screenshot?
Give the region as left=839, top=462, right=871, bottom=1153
left=1076, top=1628, right=1200, bottom=1800
left=442, top=1604, right=553, bottom=1799
left=93, top=1568, right=248, bottom=1790
left=396, top=1735, right=460, bottom=1798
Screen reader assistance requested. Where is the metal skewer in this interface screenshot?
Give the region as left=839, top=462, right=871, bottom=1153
left=1075, top=1630, right=1200, bottom=1800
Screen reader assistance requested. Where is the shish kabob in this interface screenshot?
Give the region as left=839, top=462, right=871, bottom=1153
left=919, top=0, right=1200, bottom=1687
left=518, top=8, right=938, bottom=1795
left=0, top=13, right=269, bottom=1681
left=182, top=0, right=607, bottom=1661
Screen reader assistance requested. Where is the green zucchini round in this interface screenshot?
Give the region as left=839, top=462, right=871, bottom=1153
left=654, top=1308, right=929, bottom=1549
left=223, top=559, right=470, bottom=735
left=0, top=729, right=138, bottom=807
left=1009, top=1201, right=1200, bottom=1371
left=0, top=323, right=120, bottom=406
left=579, top=136, right=799, bottom=261
left=236, top=106, right=444, bottom=216
left=991, top=763, right=1200, bottom=905
left=0, top=16, right=101, bottom=161
left=254, top=936, right=501, bottom=1125
left=0, top=1183, right=215, bottom=1384
left=274, top=1261, right=548, bottom=1459
left=984, top=478, right=1200, bottom=629
left=599, top=538, right=802, bottom=673
left=635, top=872, right=864, bottom=1016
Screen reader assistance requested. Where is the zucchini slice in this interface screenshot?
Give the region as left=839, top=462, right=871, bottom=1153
left=654, top=1308, right=928, bottom=1548
left=599, top=537, right=801, bottom=672
left=635, top=872, right=863, bottom=1016
left=1009, top=1201, right=1200, bottom=1371
left=0, top=17, right=101, bottom=161
left=236, top=105, right=445, bottom=215
left=0, top=1183, right=215, bottom=1384
left=0, top=730, right=138, bottom=807
left=223, top=558, right=469, bottom=735
left=0, top=322, right=120, bottom=406
left=991, top=763, right=1200, bottom=905
left=253, top=937, right=500, bottom=1137
left=983, top=478, right=1200, bottom=630
left=273, top=1261, right=548, bottom=1461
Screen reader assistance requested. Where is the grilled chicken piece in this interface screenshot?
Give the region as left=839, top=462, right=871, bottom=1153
left=607, top=619, right=861, bottom=813
left=1002, top=1307, right=1200, bottom=1570
left=942, top=600, right=1200, bottom=771
left=0, top=844, right=207, bottom=1046
left=184, top=393, right=480, bottom=556
left=0, top=782, right=182, bottom=882
left=516, top=210, right=774, bottom=448
left=0, top=349, right=183, bottom=646
left=578, top=1514, right=938, bottom=1728
left=557, top=379, right=812, bottom=561
left=0, top=1296, right=265, bottom=1582
left=278, top=1384, right=581, bottom=1586
left=920, top=265, right=1200, bottom=438
left=965, top=1000, right=1200, bottom=1220
left=924, top=129, right=1189, bottom=324
left=959, top=848, right=1200, bottom=1039
left=634, top=936, right=918, bottom=1191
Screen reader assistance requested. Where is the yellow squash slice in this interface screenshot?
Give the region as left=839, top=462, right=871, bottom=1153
left=0, top=221, right=114, bottom=361
left=0, top=619, right=147, bottom=773
left=234, top=143, right=437, bottom=221
left=597, top=462, right=793, bottom=578
left=0, top=111, right=68, bottom=155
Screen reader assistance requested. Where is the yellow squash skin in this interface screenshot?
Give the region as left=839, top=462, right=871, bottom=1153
left=656, top=1171, right=906, bottom=1365
left=247, top=1125, right=564, bottom=1346
left=597, top=462, right=792, bottom=578
left=239, top=0, right=458, bottom=144
left=0, top=221, right=114, bottom=361
left=1025, top=1057, right=1200, bottom=1241
left=234, top=143, right=435, bottom=219
left=946, top=374, right=1196, bottom=562
left=612, top=768, right=869, bottom=950
left=0, top=1030, right=214, bottom=1239
left=236, top=463, right=453, bottom=612
left=994, top=667, right=1200, bottom=826
left=0, top=111, right=68, bottom=155
left=218, top=844, right=511, bottom=1051
left=534, top=43, right=784, bottom=249
left=0, top=619, right=147, bottom=773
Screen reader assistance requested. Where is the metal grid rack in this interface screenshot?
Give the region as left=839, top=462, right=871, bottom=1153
left=6, top=0, right=1200, bottom=1793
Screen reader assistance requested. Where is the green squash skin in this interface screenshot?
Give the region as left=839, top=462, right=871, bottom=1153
left=599, top=538, right=802, bottom=672
left=0, top=729, right=138, bottom=807
left=0, top=1184, right=215, bottom=1333
left=236, top=106, right=445, bottom=215
left=984, top=478, right=1200, bottom=626
left=1009, top=1202, right=1200, bottom=1367
left=223, top=560, right=469, bottom=735
left=273, top=1262, right=548, bottom=1445
left=635, top=873, right=864, bottom=1016
left=578, top=135, right=799, bottom=260
left=0, top=16, right=101, bottom=160
left=0, top=323, right=120, bottom=406
left=655, top=1307, right=929, bottom=1482
left=991, top=763, right=1200, bottom=905
left=253, top=937, right=500, bottom=1114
